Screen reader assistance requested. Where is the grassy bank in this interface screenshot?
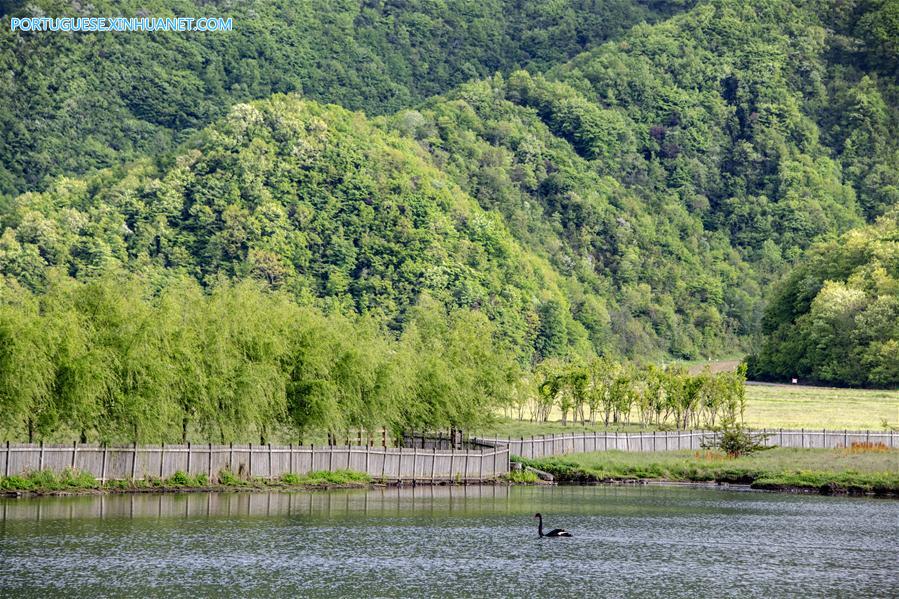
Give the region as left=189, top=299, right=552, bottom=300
left=0, top=468, right=373, bottom=496
left=521, top=448, right=899, bottom=496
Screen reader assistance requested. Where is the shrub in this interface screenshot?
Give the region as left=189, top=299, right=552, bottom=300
left=217, top=469, right=243, bottom=485
left=280, top=473, right=302, bottom=484
left=702, top=420, right=771, bottom=457
left=166, top=470, right=192, bottom=486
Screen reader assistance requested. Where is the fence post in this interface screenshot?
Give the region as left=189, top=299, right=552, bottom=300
left=186, top=442, right=192, bottom=475
left=479, top=448, right=484, bottom=482
left=249, top=443, right=253, bottom=477
left=411, top=446, right=417, bottom=484
left=268, top=443, right=273, bottom=480
left=131, top=442, right=137, bottom=479
left=431, top=447, right=437, bottom=482
left=101, top=444, right=108, bottom=482
left=652, top=431, right=656, bottom=452
left=38, top=441, right=45, bottom=471
left=4, top=441, right=9, bottom=476
left=381, top=446, right=387, bottom=481
left=365, top=443, right=370, bottom=476
left=328, top=444, right=333, bottom=472
left=450, top=446, right=455, bottom=480
left=464, top=447, right=470, bottom=483
left=801, top=428, right=805, bottom=449
left=207, top=443, right=213, bottom=479
left=866, top=430, right=870, bottom=446
left=159, top=443, right=165, bottom=478
left=72, top=441, right=78, bottom=470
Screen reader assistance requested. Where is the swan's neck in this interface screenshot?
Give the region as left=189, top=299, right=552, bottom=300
left=537, top=516, right=543, bottom=537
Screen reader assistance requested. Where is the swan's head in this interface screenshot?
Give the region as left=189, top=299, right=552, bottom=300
left=534, top=513, right=542, bottom=518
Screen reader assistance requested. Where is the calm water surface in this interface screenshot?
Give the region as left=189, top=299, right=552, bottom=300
left=1, top=485, right=897, bottom=597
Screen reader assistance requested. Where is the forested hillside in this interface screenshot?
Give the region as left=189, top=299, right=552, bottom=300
left=0, top=0, right=896, bottom=442
left=0, top=0, right=682, bottom=196
left=2, top=0, right=894, bottom=360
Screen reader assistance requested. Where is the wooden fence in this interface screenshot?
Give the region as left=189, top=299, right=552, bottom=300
left=0, top=442, right=510, bottom=483
left=4, top=429, right=894, bottom=482
left=474, top=429, right=899, bottom=459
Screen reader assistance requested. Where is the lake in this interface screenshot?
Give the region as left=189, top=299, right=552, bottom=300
left=1, top=485, right=897, bottom=597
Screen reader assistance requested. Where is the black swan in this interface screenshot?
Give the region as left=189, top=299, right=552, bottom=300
left=534, top=513, right=572, bottom=537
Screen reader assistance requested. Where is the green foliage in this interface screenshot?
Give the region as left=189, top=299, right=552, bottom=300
left=296, top=470, right=372, bottom=485
left=505, top=468, right=540, bottom=483
left=0, top=274, right=518, bottom=442
left=701, top=419, right=770, bottom=457
left=748, top=211, right=899, bottom=387
left=525, top=448, right=899, bottom=493
left=0, top=0, right=895, bottom=444
left=0, top=468, right=99, bottom=491
left=217, top=469, right=243, bottom=486
left=0, top=0, right=672, bottom=196
left=531, top=358, right=748, bottom=429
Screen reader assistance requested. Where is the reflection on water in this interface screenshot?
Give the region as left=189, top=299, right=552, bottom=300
left=1, top=485, right=897, bottom=597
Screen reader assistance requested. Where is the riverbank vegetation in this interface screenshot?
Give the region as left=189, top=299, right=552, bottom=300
left=522, top=447, right=899, bottom=495
left=0, top=467, right=373, bottom=494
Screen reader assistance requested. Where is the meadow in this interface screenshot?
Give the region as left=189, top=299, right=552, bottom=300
left=478, top=382, right=898, bottom=437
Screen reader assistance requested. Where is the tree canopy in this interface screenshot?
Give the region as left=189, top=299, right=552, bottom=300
left=748, top=210, right=899, bottom=387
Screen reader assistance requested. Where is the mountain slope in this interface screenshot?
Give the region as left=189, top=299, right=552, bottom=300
left=0, top=0, right=680, bottom=195
left=378, top=0, right=896, bottom=356
left=0, top=0, right=896, bottom=364
left=1, top=96, right=597, bottom=363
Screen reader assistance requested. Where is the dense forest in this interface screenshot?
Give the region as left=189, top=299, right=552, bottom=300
left=0, top=0, right=685, bottom=196
left=0, top=0, right=896, bottom=441
left=748, top=211, right=899, bottom=387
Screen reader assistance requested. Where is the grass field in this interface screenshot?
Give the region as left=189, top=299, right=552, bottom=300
left=742, top=383, right=898, bottom=429
left=479, top=382, right=898, bottom=436
left=523, top=448, right=899, bottom=495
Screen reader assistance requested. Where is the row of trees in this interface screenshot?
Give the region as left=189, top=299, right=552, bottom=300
left=513, top=359, right=748, bottom=430
left=0, top=269, right=755, bottom=443
left=0, top=273, right=518, bottom=444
